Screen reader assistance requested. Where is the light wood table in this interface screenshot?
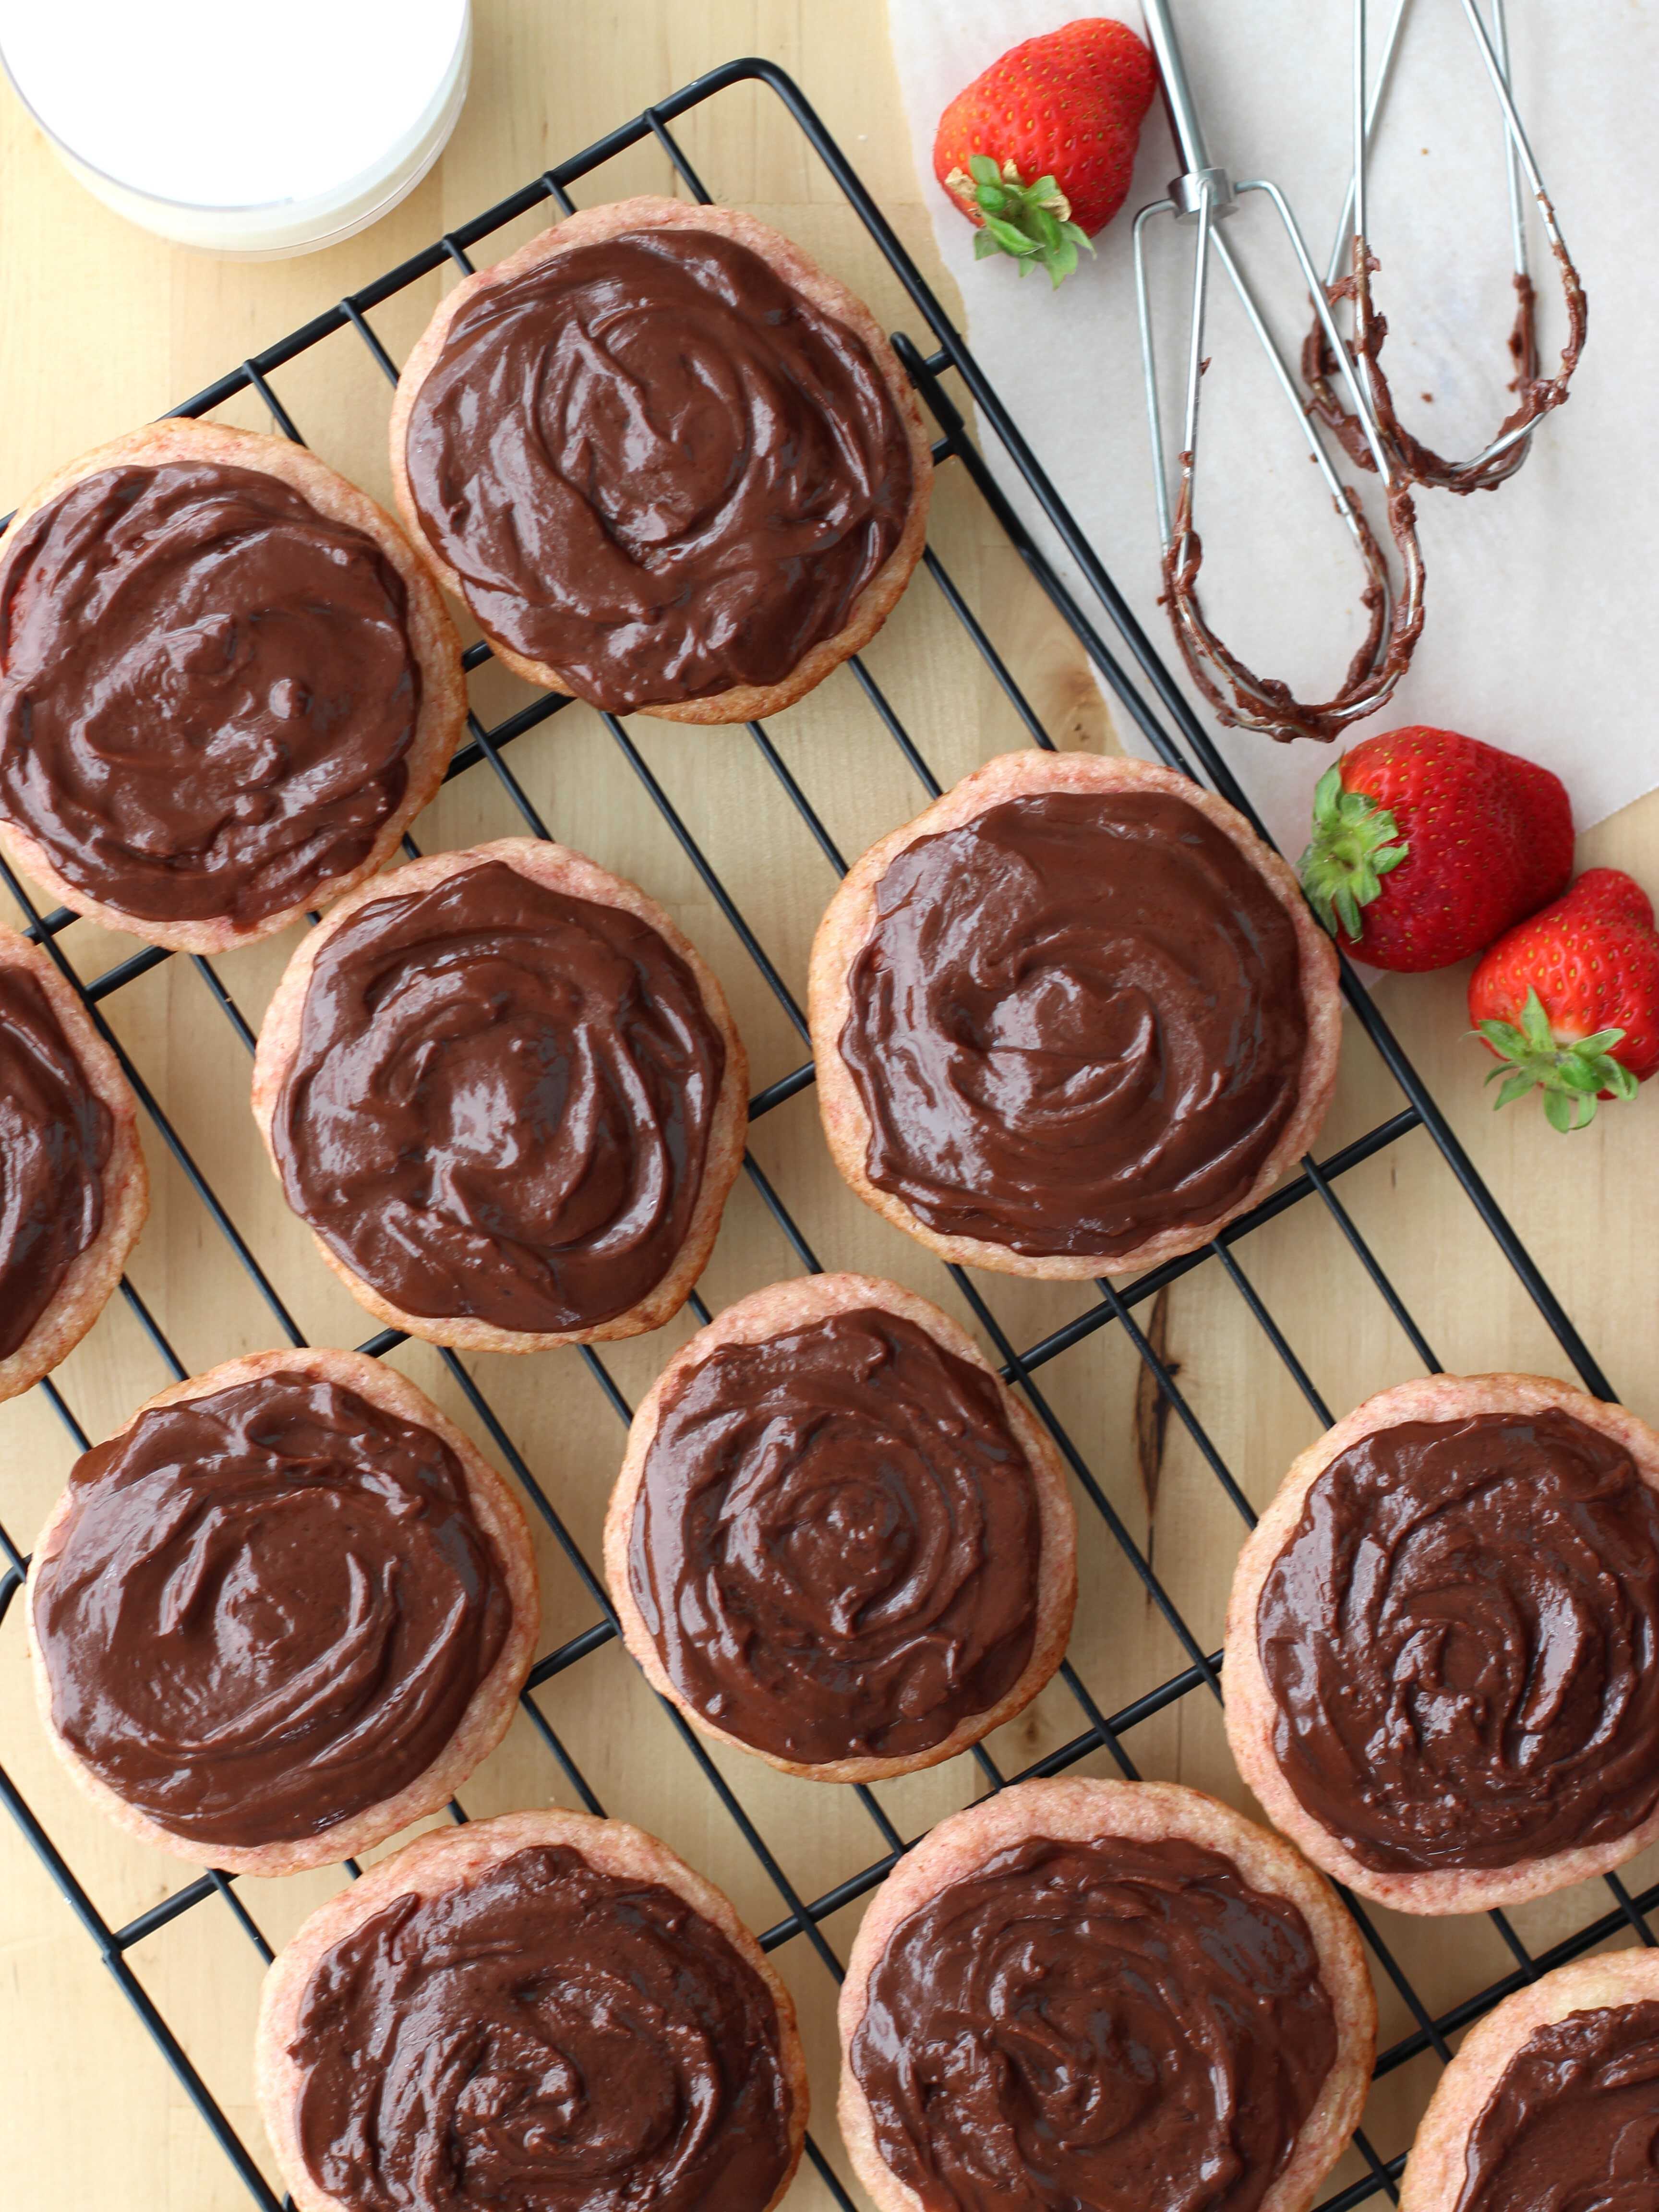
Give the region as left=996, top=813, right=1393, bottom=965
left=3, top=5, right=1656, bottom=2208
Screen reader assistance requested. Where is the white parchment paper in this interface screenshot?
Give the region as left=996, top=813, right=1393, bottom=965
left=887, top=0, right=1654, bottom=858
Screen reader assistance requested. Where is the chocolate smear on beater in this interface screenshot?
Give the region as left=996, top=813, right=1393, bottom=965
left=1159, top=458, right=1426, bottom=746
left=1302, top=223, right=1587, bottom=496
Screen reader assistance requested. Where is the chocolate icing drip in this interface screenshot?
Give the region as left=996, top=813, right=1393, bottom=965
left=0, top=462, right=421, bottom=925
left=838, top=790, right=1309, bottom=1257
left=1455, top=2000, right=1659, bottom=2212
left=1257, top=1408, right=1659, bottom=1873
left=271, top=859, right=727, bottom=1334
left=291, top=1843, right=793, bottom=2212
left=851, top=1833, right=1335, bottom=2212
left=403, top=226, right=913, bottom=711
left=628, top=1306, right=1041, bottom=1764
left=33, top=1372, right=510, bottom=1847
left=0, top=963, right=110, bottom=1359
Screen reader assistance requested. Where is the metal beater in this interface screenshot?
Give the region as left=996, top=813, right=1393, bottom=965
left=1133, top=0, right=1427, bottom=745
left=1302, top=0, right=1587, bottom=495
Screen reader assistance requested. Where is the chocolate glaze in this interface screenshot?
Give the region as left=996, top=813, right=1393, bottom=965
left=32, top=1372, right=510, bottom=1848
left=271, top=859, right=726, bottom=1334
left=403, top=226, right=914, bottom=712
left=0, top=462, right=421, bottom=926
left=1455, top=2000, right=1659, bottom=2212
left=1257, top=1408, right=1659, bottom=1874
left=291, top=1842, right=793, bottom=2212
left=627, top=1306, right=1041, bottom=1764
left=851, top=1833, right=1335, bottom=2212
left=838, top=790, right=1310, bottom=1258
left=0, top=963, right=111, bottom=1361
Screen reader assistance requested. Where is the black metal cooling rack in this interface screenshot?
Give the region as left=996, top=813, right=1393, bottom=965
left=0, top=55, right=1647, bottom=2212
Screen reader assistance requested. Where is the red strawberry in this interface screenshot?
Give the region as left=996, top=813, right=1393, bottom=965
left=1298, top=725, right=1573, bottom=973
left=1469, top=870, right=1659, bottom=1132
left=934, top=18, right=1157, bottom=288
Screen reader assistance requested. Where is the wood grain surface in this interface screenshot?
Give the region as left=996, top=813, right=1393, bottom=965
left=4, top=4, right=1658, bottom=2209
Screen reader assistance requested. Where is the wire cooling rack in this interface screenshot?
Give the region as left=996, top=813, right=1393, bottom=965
left=0, top=55, right=1647, bottom=2212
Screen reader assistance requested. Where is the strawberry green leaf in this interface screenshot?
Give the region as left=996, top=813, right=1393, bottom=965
left=1520, top=989, right=1554, bottom=1054
left=1491, top=1069, right=1538, bottom=1110
left=1298, top=766, right=1410, bottom=943
left=1475, top=1018, right=1523, bottom=1051
left=1543, top=1088, right=1594, bottom=1135
left=1472, top=987, right=1636, bottom=1134
left=945, top=160, right=1097, bottom=287
left=1606, top=1060, right=1641, bottom=1100
left=983, top=213, right=1039, bottom=257
left=1562, top=1058, right=1606, bottom=1092
left=1041, top=233, right=1080, bottom=289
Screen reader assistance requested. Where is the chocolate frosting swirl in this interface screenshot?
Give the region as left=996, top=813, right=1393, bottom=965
left=1257, top=1409, right=1659, bottom=1873
left=1455, top=2000, right=1659, bottom=2212
left=270, top=859, right=727, bottom=1334
left=851, top=1833, right=1335, bottom=2212
left=837, top=789, right=1310, bottom=1258
left=0, top=461, right=421, bottom=926
left=0, top=963, right=111, bottom=1360
left=291, top=1842, right=793, bottom=2212
left=403, top=226, right=914, bottom=711
left=627, top=1306, right=1041, bottom=1764
left=32, top=1371, right=510, bottom=1848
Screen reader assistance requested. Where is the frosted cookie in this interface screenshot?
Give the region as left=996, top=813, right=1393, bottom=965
left=0, top=421, right=464, bottom=952
left=1400, top=1950, right=1659, bottom=2212
left=390, top=195, right=932, bottom=722
left=604, top=1271, right=1076, bottom=1779
left=839, top=1778, right=1374, bottom=2212
left=810, top=751, right=1341, bottom=1278
left=1226, top=1372, right=1659, bottom=1912
left=26, top=1348, right=538, bottom=1873
left=256, top=1808, right=807, bottom=2212
left=0, top=927, right=145, bottom=1402
left=252, top=838, right=747, bottom=1349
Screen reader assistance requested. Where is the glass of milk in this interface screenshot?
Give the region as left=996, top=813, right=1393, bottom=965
left=0, top=0, right=471, bottom=256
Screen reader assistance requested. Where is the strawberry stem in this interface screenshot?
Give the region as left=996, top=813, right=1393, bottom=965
left=946, top=156, right=1096, bottom=289
left=1298, top=767, right=1410, bottom=942
left=1473, top=987, right=1639, bottom=1134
